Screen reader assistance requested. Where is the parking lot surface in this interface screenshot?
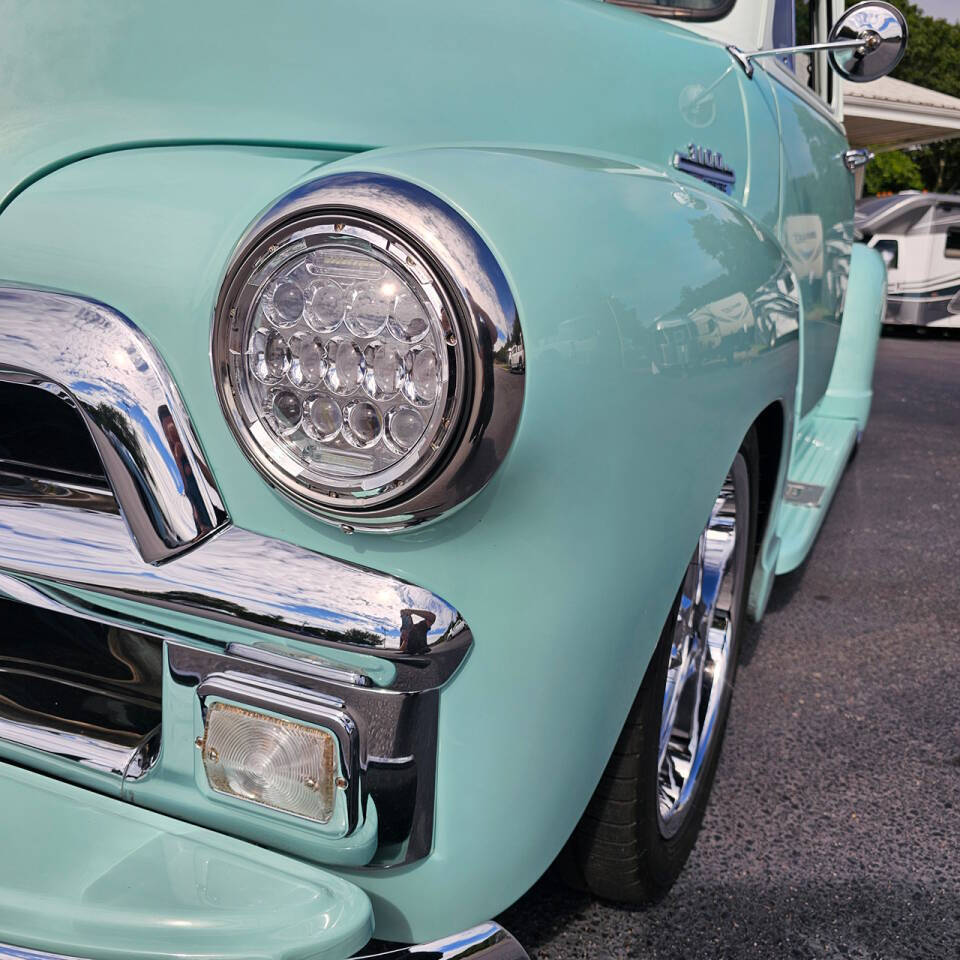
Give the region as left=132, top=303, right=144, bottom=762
left=499, top=335, right=960, bottom=959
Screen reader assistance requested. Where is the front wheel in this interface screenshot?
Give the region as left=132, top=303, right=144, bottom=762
left=566, top=431, right=757, bottom=903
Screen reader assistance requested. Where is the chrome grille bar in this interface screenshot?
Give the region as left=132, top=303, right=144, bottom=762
left=0, top=286, right=228, bottom=563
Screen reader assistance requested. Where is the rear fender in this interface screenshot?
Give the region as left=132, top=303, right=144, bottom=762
left=819, top=242, right=887, bottom=430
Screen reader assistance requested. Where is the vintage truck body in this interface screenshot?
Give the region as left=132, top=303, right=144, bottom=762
left=0, top=0, right=892, bottom=957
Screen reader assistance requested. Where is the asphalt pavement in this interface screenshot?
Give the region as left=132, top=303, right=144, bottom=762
left=498, top=334, right=960, bottom=960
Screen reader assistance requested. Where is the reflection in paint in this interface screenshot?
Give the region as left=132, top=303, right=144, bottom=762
left=785, top=214, right=824, bottom=280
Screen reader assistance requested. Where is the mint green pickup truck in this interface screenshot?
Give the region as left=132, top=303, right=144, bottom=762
left=0, top=0, right=904, bottom=957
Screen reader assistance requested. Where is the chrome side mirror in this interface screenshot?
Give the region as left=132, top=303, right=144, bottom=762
left=727, top=1, right=908, bottom=82
left=827, top=1, right=908, bottom=83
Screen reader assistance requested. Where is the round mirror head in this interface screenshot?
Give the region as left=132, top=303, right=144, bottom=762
left=828, top=1, right=908, bottom=83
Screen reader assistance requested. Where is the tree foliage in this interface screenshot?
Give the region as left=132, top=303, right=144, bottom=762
left=863, top=149, right=925, bottom=193
left=861, top=0, right=960, bottom=194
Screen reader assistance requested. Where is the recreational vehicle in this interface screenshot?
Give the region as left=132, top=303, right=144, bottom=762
left=858, top=192, right=960, bottom=328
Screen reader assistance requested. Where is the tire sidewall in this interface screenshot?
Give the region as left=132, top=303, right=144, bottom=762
left=637, top=431, right=759, bottom=895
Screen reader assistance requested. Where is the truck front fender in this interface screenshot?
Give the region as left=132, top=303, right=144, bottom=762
left=0, top=143, right=800, bottom=941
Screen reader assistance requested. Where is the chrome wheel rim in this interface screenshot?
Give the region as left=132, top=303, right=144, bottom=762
left=657, top=453, right=749, bottom=838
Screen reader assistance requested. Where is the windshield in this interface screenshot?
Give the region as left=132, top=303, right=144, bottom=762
left=607, top=0, right=735, bottom=20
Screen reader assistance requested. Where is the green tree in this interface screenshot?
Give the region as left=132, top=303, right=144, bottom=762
left=855, top=0, right=960, bottom=194
left=864, top=149, right=924, bottom=193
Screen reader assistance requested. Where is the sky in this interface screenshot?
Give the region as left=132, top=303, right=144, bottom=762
left=917, top=0, right=959, bottom=22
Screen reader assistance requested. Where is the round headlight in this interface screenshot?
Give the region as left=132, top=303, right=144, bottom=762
left=213, top=173, right=523, bottom=531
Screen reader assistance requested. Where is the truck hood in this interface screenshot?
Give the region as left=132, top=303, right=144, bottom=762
left=0, top=0, right=724, bottom=211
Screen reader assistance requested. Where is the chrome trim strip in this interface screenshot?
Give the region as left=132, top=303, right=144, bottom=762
left=214, top=172, right=524, bottom=531
left=0, top=287, right=228, bottom=563
left=0, top=468, right=116, bottom=512
left=0, top=574, right=163, bottom=777
left=0, top=948, right=85, bottom=960
left=0, top=498, right=469, bottom=692
left=0, top=924, right=529, bottom=960
left=356, top=923, right=529, bottom=960
left=0, top=722, right=136, bottom=776
left=226, top=640, right=373, bottom=687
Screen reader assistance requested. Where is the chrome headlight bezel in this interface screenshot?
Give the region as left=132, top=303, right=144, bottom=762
left=212, top=173, right=523, bottom=532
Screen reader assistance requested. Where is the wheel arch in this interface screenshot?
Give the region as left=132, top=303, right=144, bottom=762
left=747, top=397, right=792, bottom=621
left=753, top=400, right=787, bottom=565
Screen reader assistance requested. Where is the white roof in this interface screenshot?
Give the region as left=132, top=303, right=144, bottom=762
left=844, top=76, right=960, bottom=150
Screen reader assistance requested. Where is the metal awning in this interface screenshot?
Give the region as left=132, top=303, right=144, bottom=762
left=844, top=76, right=960, bottom=150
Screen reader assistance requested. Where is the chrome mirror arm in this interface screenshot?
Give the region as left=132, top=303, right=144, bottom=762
left=728, top=1, right=908, bottom=83
left=727, top=33, right=880, bottom=79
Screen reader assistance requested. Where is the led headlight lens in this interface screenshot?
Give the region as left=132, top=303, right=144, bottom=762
left=213, top=174, right=525, bottom=532
left=215, top=216, right=463, bottom=519
left=201, top=702, right=338, bottom=823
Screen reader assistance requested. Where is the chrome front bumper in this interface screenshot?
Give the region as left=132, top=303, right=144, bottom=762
left=0, top=285, right=475, bottom=866
left=0, top=286, right=470, bottom=694
left=0, top=924, right=529, bottom=960
left=358, top=924, right=528, bottom=959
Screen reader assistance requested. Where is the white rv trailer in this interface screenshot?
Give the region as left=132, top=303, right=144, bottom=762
left=856, top=192, right=960, bottom=328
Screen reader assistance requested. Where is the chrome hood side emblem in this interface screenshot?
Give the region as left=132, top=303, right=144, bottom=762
left=672, top=143, right=736, bottom=195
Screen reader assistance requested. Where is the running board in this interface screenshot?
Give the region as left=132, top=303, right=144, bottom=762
left=775, top=416, right=859, bottom=574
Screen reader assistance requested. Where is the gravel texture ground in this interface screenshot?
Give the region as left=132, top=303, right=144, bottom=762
left=498, top=334, right=960, bottom=960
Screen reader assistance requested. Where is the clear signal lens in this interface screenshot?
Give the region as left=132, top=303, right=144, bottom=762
left=201, top=702, right=338, bottom=824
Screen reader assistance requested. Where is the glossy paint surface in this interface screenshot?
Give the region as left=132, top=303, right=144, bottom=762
left=0, top=143, right=799, bottom=940
left=776, top=414, right=859, bottom=573
left=764, top=64, right=855, bottom=416
left=0, top=0, right=779, bottom=226
left=0, top=762, right=373, bottom=959
left=0, top=0, right=874, bottom=946
left=820, top=243, right=887, bottom=428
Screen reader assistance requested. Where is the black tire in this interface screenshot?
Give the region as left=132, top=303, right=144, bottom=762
left=563, top=429, right=759, bottom=903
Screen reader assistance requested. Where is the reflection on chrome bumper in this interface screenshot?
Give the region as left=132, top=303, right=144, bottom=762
left=0, top=499, right=470, bottom=692
left=0, top=922, right=530, bottom=960
left=0, top=285, right=470, bottom=693
left=0, top=286, right=228, bottom=563
left=356, top=923, right=528, bottom=960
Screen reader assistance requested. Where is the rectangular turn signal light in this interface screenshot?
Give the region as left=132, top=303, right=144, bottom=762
left=200, top=702, right=338, bottom=823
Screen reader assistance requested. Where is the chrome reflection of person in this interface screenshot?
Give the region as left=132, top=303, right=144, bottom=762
left=398, top=608, right=437, bottom=656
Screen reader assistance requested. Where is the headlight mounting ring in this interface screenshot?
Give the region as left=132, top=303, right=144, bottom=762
left=212, top=172, right=523, bottom=532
